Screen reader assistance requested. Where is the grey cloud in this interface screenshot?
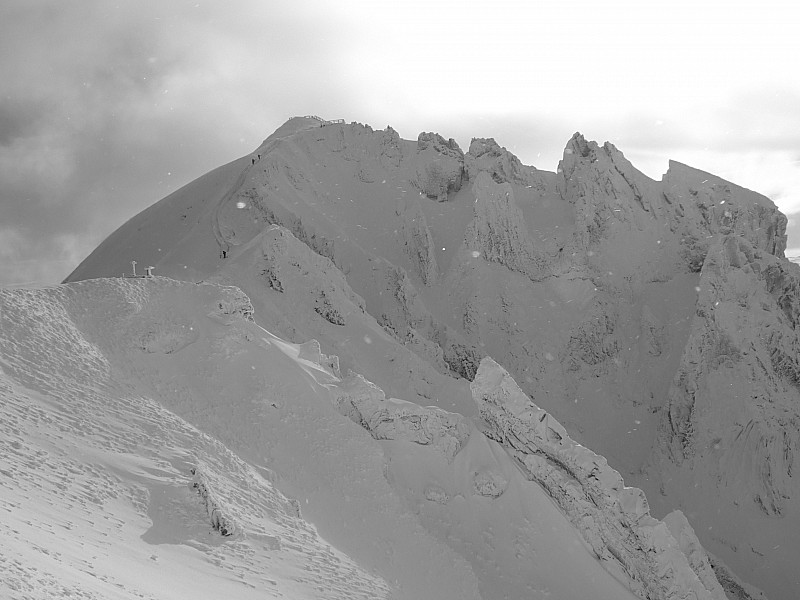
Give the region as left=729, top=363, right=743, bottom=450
left=0, top=0, right=360, bottom=284
left=614, top=89, right=800, bottom=155
left=0, top=99, right=50, bottom=145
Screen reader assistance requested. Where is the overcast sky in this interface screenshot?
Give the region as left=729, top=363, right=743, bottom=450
left=1, top=0, right=799, bottom=285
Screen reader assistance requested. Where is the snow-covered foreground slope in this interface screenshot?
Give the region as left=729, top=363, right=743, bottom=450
left=1, top=277, right=728, bottom=599
left=0, top=279, right=394, bottom=599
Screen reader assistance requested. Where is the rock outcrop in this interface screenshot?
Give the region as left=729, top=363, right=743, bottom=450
left=646, top=232, right=800, bottom=598
left=472, top=357, right=726, bottom=600
left=557, top=133, right=655, bottom=250
left=662, top=511, right=729, bottom=600
left=190, top=463, right=238, bottom=537
left=379, top=125, right=404, bottom=169
left=375, top=262, right=482, bottom=379
left=463, top=171, right=549, bottom=281
left=332, top=372, right=471, bottom=462
left=465, top=137, right=545, bottom=189
left=659, top=234, right=800, bottom=514
left=560, top=294, right=620, bottom=374
left=663, top=161, right=787, bottom=268
left=255, top=225, right=366, bottom=328
left=413, top=132, right=465, bottom=201
left=396, top=195, right=439, bottom=285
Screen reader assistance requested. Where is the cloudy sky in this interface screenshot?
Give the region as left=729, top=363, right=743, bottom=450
left=1, top=0, right=799, bottom=285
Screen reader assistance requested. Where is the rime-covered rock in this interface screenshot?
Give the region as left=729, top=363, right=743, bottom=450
left=560, top=294, right=620, bottom=374
left=463, top=171, right=549, bottom=281
left=663, top=161, right=787, bottom=269
left=332, top=372, right=471, bottom=462
left=472, top=357, right=725, bottom=600
left=648, top=232, right=799, bottom=598
left=396, top=195, right=439, bottom=285
left=413, top=132, right=465, bottom=201
left=379, top=125, right=403, bottom=169
left=375, top=262, right=482, bottom=379
left=662, top=511, right=728, bottom=600
left=465, top=137, right=545, bottom=188
left=256, top=225, right=365, bottom=327
left=557, top=133, right=657, bottom=249
left=190, top=464, right=238, bottom=537
left=657, top=235, right=799, bottom=516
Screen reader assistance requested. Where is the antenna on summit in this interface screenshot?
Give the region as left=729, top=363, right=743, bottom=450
left=131, top=260, right=137, bottom=277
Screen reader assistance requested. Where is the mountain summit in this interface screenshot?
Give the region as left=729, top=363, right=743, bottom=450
left=8, top=116, right=796, bottom=599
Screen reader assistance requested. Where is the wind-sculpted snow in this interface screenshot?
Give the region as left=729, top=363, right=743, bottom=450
left=0, top=278, right=396, bottom=600
left=189, top=464, right=238, bottom=537
left=471, top=357, right=726, bottom=600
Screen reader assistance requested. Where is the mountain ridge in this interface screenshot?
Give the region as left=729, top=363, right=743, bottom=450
left=51, top=116, right=797, bottom=598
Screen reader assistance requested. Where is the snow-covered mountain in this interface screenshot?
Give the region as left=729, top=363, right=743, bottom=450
left=3, top=115, right=795, bottom=598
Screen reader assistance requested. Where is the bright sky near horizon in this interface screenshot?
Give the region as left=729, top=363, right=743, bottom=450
left=1, top=0, right=799, bottom=285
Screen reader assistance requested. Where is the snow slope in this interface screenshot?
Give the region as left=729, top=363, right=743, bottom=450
left=1, top=276, right=731, bottom=599
left=0, top=279, right=393, bottom=599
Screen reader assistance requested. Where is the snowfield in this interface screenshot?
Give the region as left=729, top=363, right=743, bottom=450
left=2, top=276, right=720, bottom=599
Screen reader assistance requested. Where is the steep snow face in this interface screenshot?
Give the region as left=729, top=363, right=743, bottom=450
left=651, top=234, right=800, bottom=597
left=63, top=117, right=793, bottom=598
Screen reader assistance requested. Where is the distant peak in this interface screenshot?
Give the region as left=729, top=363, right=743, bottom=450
left=565, top=132, right=593, bottom=158
left=468, top=138, right=504, bottom=159
left=417, top=132, right=463, bottom=156
left=417, top=131, right=464, bottom=160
